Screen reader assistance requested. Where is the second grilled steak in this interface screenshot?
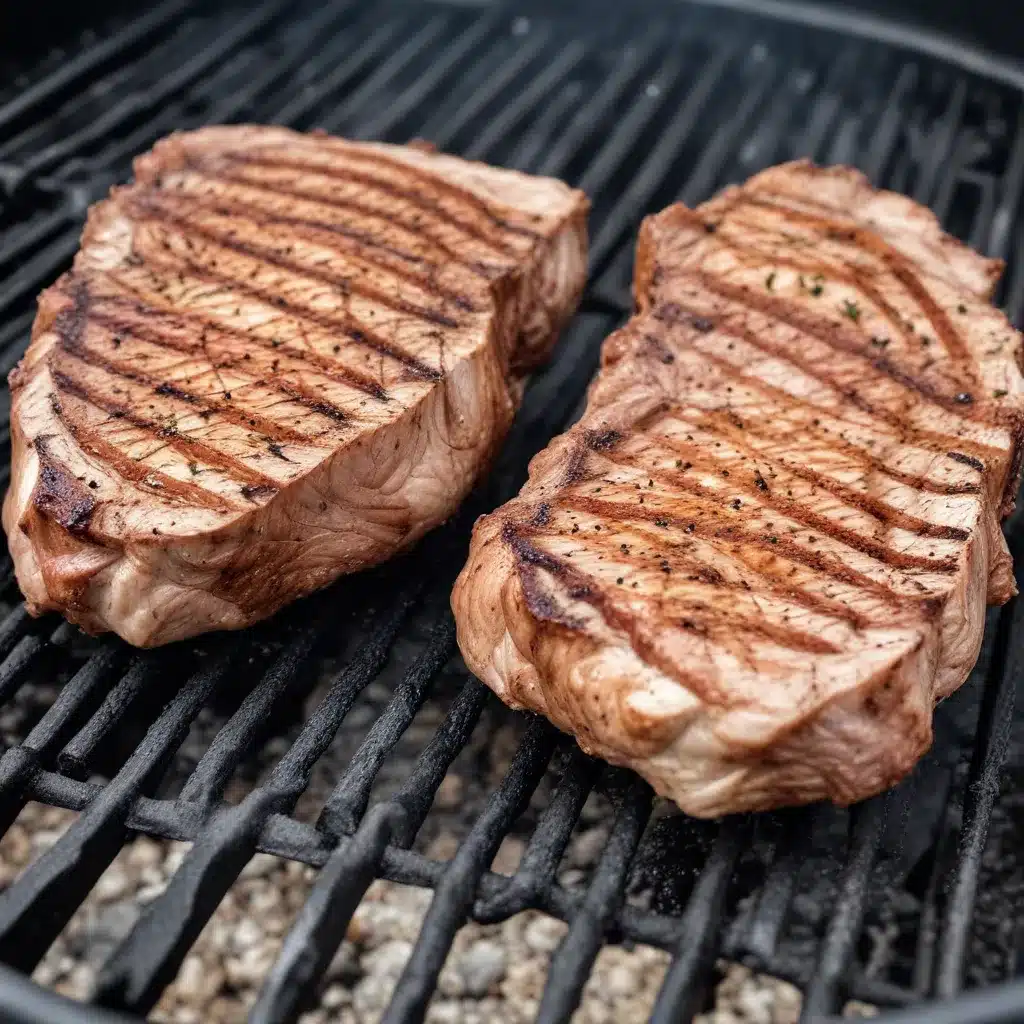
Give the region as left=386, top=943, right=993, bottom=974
left=5, top=126, right=588, bottom=646
left=453, top=161, right=1024, bottom=817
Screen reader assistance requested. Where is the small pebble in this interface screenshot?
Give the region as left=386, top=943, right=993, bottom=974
left=458, top=940, right=506, bottom=997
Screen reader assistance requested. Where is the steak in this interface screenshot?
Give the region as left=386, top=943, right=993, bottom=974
left=5, top=126, right=588, bottom=646
left=452, top=161, right=1024, bottom=817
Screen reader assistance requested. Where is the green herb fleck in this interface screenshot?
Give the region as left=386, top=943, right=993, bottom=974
left=765, top=271, right=776, bottom=290
left=841, top=299, right=861, bottom=323
left=994, top=389, right=1008, bottom=398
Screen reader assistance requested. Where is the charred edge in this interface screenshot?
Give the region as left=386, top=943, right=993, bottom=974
left=168, top=169, right=481, bottom=309
left=947, top=450, right=985, bottom=473
left=501, top=521, right=584, bottom=629
left=743, top=194, right=976, bottom=370
left=531, top=502, right=551, bottom=527
left=127, top=244, right=441, bottom=384
left=643, top=333, right=676, bottom=364
left=31, top=435, right=96, bottom=536
left=94, top=293, right=389, bottom=403
left=587, top=429, right=623, bottom=451
left=51, top=368, right=277, bottom=489
left=653, top=303, right=714, bottom=333
left=228, top=152, right=527, bottom=257
left=240, top=483, right=278, bottom=503
left=203, top=163, right=498, bottom=282
left=130, top=195, right=463, bottom=329
left=660, top=326, right=986, bottom=498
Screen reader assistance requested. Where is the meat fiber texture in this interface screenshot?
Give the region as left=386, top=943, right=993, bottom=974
left=4, top=126, right=588, bottom=646
left=453, top=161, right=1024, bottom=817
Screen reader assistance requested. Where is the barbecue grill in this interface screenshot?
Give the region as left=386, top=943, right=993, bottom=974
left=2, top=0, right=1024, bottom=1021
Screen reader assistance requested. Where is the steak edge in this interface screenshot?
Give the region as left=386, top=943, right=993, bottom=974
left=4, top=126, right=588, bottom=646
left=453, top=161, right=1024, bottom=817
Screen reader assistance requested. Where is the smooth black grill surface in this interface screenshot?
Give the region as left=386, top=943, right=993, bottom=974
left=2, top=1, right=1024, bottom=1021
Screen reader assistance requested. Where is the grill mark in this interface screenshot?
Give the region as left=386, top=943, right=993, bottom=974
left=132, top=246, right=442, bottom=383
left=230, top=152, right=528, bottom=257
left=503, top=521, right=718, bottom=699
left=659, top=323, right=984, bottom=498
left=31, top=433, right=97, bottom=536
left=742, top=193, right=976, bottom=368
left=198, top=163, right=501, bottom=278
left=47, top=389, right=237, bottom=513
left=577, top=519, right=872, bottom=630
left=592, top=436, right=961, bottom=572
left=130, top=194, right=463, bottom=330
left=324, top=143, right=546, bottom=242
left=258, top=142, right=545, bottom=244
left=689, top=270, right=986, bottom=419
left=947, top=450, right=985, bottom=473
left=181, top=167, right=486, bottom=305
left=662, top=287, right=1001, bottom=461
left=557, top=493, right=924, bottom=611
left=50, top=366, right=280, bottom=491
left=69, top=310, right=327, bottom=444
left=100, top=276, right=389, bottom=402
left=505, top=523, right=842, bottom=705
left=705, top=217, right=971, bottom=392
left=689, top=408, right=971, bottom=541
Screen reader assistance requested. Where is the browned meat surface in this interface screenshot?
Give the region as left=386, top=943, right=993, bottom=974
left=4, top=126, right=588, bottom=646
left=453, top=161, right=1024, bottom=817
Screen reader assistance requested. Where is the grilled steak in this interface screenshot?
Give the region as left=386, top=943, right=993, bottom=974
left=5, top=126, right=587, bottom=646
left=453, top=161, right=1024, bottom=817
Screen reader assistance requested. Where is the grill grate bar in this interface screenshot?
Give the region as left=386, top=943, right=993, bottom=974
left=535, top=774, right=653, bottom=1023
left=589, top=40, right=742, bottom=273
left=57, top=658, right=162, bottom=779
left=318, top=14, right=453, bottom=135
left=934, top=592, right=1022, bottom=998
left=175, top=621, right=327, bottom=807
left=988, top=106, right=1024, bottom=259
left=316, top=616, right=458, bottom=840
left=913, top=77, right=969, bottom=209
left=536, top=30, right=660, bottom=179
left=725, top=809, right=813, bottom=963
left=474, top=747, right=600, bottom=923
left=274, top=21, right=404, bottom=129
left=419, top=28, right=552, bottom=152
left=861, top=63, right=918, bottom=185
left=251, top=676, right=491, bottom=1024
left=351, top=8, right=501, bottom=142
left=799, top=796, right=890, bottom=1020
left=574, top=52, right=685, bottom=200
left=0, top=228, right=79, bottom=323
left=0, top=0, right=192, bottom=144
left=383, top=718, right=559, bottom=1024
left=91, top=595, right=423, bottom=1015
left=0, top=649, right=234, bottom=973
left=650, top=816, right=751, bottom=1024
left=15, top=0, right=290, bottom=180
left=462, top=41, right=588, bottom=163
left=0, top=635, right=46, bottom=705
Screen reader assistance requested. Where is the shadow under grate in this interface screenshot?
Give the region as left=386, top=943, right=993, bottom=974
left=1, top=0, right=1024, bottom=1022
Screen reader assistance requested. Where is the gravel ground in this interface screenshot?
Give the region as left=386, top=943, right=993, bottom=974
left=0, top=800, right=880, bottom=1023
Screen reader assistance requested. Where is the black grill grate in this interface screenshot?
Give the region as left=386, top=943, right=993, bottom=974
left=2, top=1, right=1024, bottom=1021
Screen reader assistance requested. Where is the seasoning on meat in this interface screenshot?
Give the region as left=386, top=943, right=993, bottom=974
left=4, top=126, right=588, bottom=646
left=452, top=161, right=1024, bottom=817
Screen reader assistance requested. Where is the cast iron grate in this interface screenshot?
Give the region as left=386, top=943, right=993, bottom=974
left=1, top=0, right=1024, bottom=1021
